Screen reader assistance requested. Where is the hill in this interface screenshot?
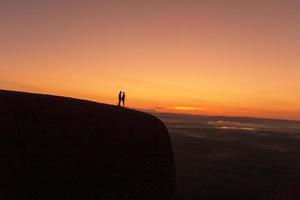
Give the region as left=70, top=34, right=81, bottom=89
left=0, top=90, right=175, bottom=200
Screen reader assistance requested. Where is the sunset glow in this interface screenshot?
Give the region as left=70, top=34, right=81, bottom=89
left=1, top=1, right=300, bottom=120
left=174, top=106, right=202, bottom=111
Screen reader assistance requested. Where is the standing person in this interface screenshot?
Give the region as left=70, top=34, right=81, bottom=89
left=118, top=91, right=122, bottom=106
left=122, top=92, right=126, bottom=107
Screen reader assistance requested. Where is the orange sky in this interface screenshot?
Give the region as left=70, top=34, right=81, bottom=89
left=1, top=1, right=300, bottom=120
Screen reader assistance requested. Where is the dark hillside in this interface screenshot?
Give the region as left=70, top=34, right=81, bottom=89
left=0, top=90, right=175, bottom=200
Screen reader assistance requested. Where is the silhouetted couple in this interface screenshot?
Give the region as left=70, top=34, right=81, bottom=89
left=118, top=91, right=126, bottom=107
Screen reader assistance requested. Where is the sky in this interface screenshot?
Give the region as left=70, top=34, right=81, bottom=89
left=1, top=0, right=300, bottom=120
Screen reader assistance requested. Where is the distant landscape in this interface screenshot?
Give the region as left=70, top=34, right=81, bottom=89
left=153, top=112, right=300, bottom=200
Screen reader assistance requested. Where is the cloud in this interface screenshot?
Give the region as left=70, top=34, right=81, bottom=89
left=153, top=107, right=165, bottom=110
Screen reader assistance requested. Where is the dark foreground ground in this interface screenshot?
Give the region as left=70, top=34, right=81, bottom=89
left=0, top=90, right=175, bottom=200
left=155, top=113, right=300, bottom=200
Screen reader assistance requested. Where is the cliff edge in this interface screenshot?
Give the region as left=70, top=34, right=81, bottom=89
left=0, top=90, right=175, bottom=200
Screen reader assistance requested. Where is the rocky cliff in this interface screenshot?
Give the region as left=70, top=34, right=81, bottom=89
left=0, top=90, right=175, bottom=200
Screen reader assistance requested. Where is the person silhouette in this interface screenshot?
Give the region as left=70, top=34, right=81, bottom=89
left=121, top=92, right=126, bottom=107
left=118, top=91, right=122, bottom=106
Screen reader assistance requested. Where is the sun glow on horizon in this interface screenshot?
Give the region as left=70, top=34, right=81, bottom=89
left=173, top=106, right=202, bottom=111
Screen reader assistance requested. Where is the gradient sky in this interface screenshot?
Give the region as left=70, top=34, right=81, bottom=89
left=1, top=1, right=300, bottom=120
